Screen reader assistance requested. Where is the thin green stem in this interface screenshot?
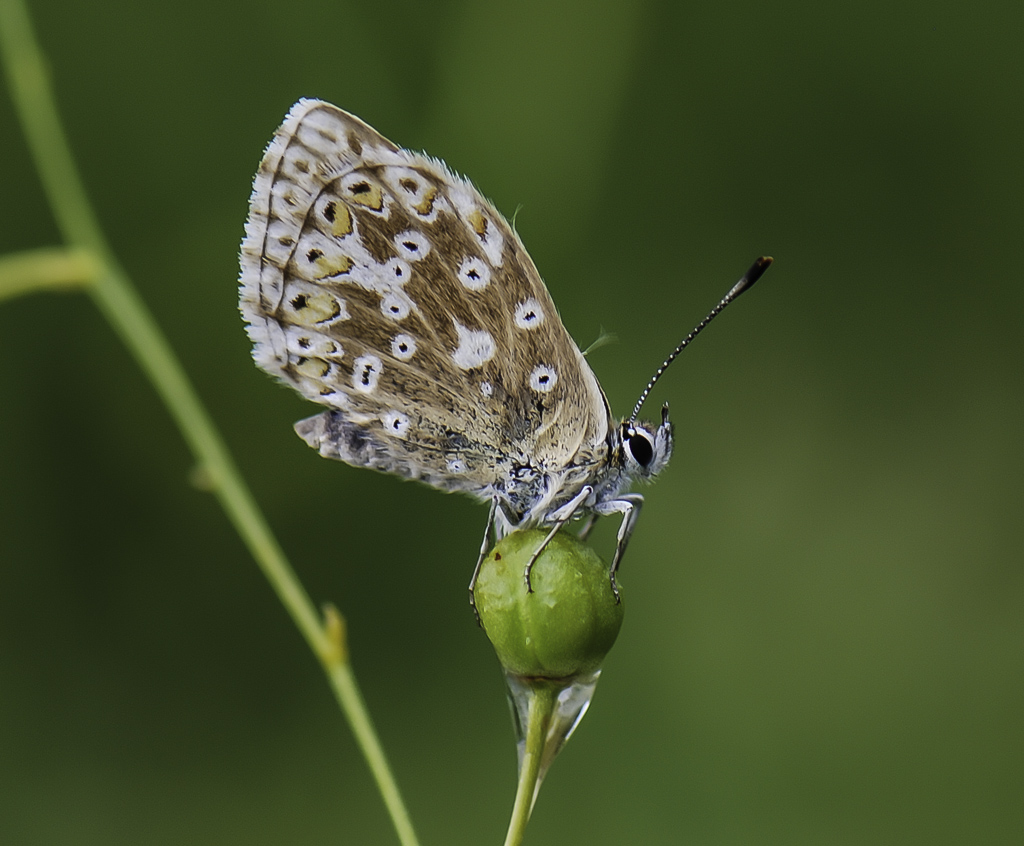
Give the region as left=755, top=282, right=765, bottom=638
left=323, top=606, right=420, bottom=846
left=503, top=684, right=556, bottom=846
left=0, top=246, right=100, bottom=301
left=0, top=2, right=418, bottom=844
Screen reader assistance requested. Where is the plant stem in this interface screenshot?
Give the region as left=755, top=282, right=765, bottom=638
left=0, top=2, right=418, bottom=844
left=0, top=247, right=99, bottom=301
left=503, top=683, right=557, bottom=846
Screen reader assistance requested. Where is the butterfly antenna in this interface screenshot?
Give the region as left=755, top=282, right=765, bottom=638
left=630, top=256, right=773, bottom=422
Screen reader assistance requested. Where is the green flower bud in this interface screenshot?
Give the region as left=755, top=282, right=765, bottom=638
left=474, top=529, right=624, bottom=679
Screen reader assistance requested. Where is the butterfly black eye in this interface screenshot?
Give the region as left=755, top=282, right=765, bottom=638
left=625, top=430, right=654, bottom=467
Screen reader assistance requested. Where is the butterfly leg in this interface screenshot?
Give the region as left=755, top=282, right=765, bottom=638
left=468, top=497, right=501, bottom=623
left=523, top=486, right=594, bottom=593
left=593, top=494, right=644, bottom=603
left=577, top=513, right=599, bottom=541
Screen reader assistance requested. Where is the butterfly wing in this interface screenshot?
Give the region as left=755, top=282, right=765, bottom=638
left=240, top=99, right=611, bottom=505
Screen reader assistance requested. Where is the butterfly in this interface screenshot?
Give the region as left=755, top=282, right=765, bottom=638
left=239, top=99, right=769, bottom=604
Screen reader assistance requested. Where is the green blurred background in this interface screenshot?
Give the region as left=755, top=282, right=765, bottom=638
left=1, top=0, right=1021, bottom=843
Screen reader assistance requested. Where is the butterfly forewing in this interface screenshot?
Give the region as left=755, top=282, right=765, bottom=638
left=240, top=100, right=611, bottom=503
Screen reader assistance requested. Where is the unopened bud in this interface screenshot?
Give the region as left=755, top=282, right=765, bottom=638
left=474, top=529, right=624, bottom=679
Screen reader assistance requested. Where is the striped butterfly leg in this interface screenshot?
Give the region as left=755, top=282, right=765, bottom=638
left=593, top=493, right=645, bottom=603
left=522, top=485, right=595, bottom=593
left=468, top=497, right=502, bottom=623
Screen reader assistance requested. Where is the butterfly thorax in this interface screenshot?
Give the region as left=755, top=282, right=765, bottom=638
left=501, top=412, right=673, bottom=530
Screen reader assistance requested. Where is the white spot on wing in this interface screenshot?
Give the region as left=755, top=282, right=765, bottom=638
left=285, top=326, right=344, bottom=359
left=451, top=322, right=495, bottom=370
left=529, top=364, right=557, bottom=393
left=380, top=258, right=413, bottom=288
left=480, top=381, right=493, bottom=398
left=353, top=354, right=383, bottom=393
left=457, top=257, right=491, bottom=291
left=391, top=333, right=417, bottom=361
left=514, top=298, right=545, bottom=330
left=393, top=230, right=431, bottom=261
left=382, top=410, right=410, bottom=436
left=381, top=290, right=413, bottom=319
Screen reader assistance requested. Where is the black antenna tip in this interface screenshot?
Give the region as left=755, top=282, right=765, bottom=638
left=751, top=255, right=773, bottom=279
left=729, top=256, right=773, bottom=299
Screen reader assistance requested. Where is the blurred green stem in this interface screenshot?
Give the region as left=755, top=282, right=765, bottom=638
left=0, top=247, right=100, bottom=301
left=0, top=2, right=419, bottom=844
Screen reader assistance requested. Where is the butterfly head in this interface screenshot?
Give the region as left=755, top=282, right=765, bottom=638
left=620, top=403, right=673, bottom=480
